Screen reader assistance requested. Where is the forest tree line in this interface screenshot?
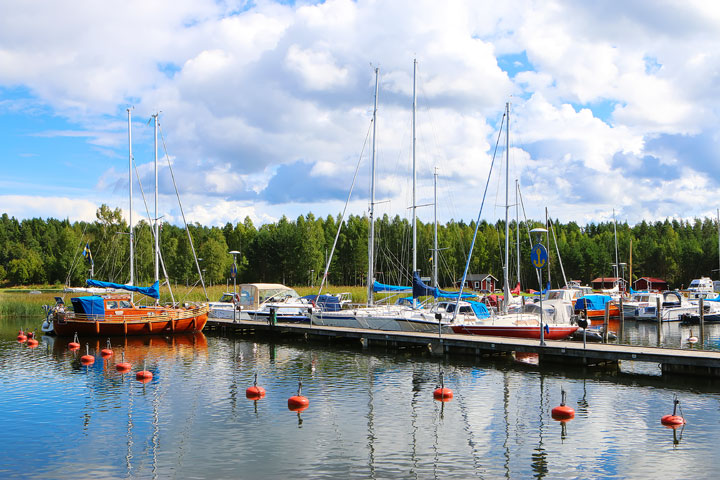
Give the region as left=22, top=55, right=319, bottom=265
left=0, top=205, right=718, bottom=291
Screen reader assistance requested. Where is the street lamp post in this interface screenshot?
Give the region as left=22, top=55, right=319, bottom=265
left=229, top=250, right=240, bottom=323
left=530, top=227, right=549, bottom=346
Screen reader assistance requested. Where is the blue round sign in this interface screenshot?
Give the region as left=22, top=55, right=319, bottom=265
left=531, top=243, right=548, bottom=269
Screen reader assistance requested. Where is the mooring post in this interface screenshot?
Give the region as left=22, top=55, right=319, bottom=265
left=603, top=302, right=609, bottom=343
left=618, top=296, right=625, bottom=344
left=656, top=297, right=662, bottom=346
left=699, top=297, right=705, bottom=349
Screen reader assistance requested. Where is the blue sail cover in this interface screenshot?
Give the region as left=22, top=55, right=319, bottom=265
left=373, top=280, right=412, bottom=293
left=86, top=279, right=160, bottom=299
left=71, top=296, right=105, bottom=316
left=412, top=272, right=475, bottom=299
left=575, top=294, right=613, bottom=311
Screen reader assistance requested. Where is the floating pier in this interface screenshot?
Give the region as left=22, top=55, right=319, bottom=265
left=205, top=318, right=720, bottom=378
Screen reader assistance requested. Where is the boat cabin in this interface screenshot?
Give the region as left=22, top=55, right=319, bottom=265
left=238, top=283, right=300, bottom=310
left=687, top=277, right=714, bottom=294
left=70, top=295, right=137, bottom=318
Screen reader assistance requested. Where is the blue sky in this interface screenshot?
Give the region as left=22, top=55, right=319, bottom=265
left=2, top=0, right=720, bottom=227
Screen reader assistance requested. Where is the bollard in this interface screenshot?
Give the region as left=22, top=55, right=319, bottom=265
left=656, top=297, right=662, bottom=346
left=619, top=296, right=625, bottom=344
left=603, top=302, right=609, bottom=343
left=699, top=298, right=705, bottom=349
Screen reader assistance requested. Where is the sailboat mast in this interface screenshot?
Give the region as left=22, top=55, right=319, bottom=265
left=545, top=207, right=551, bottom=288
left=503, top=102, right=510, bottom=312
left=127, top=108, right=134, bottom=300
left=613, top=208, right=619, bottom=287
left=516, top=179, right=520, bottom=288
left=367, top=68, right=379, bottom=306
left=412, top=59, right=417, bottom=278
left=153, top=113, right=160, bottom=287
left=433, top=167, right=438, bottom=288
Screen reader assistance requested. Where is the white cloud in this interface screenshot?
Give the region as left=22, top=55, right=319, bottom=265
left=2, top=0, right=720, bottom=227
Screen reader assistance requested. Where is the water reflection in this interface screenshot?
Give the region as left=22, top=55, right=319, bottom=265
left=3, top=314, right=720, bottom=478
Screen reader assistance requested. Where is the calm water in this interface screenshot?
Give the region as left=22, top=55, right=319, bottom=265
left=2, top=314, right=720, bottom=479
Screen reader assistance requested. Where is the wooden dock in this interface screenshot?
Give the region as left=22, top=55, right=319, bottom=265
left=205, top=318, right=720, bottom=377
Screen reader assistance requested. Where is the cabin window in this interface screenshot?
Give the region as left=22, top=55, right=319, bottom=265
left=106, top=301, right=118, bottom=309
left=459, top=306, right=472, bottom=314
left=219, top=294, right=235, bottom=303
left=118, top=301, right=132, bottom=309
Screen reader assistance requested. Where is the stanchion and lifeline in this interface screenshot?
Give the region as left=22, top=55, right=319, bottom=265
left=433, top=371, right=453, bottom=401
left=551, top=388, right=575, bottom=421
left=661, top=396, right=685, bottom=428
left=288, top=379, right=309, bottom=411
left=246, top=373, right=266, bottom=400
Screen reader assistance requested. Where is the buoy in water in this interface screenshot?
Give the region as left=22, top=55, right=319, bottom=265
left=115, top=352, right=132, bottom=372
left=100, top=338, right=113, bottom=357
left=136, top=360, right=153, bottom=382
left=27, top=337, right=39, bottom=348
left=433, top=371, right=454, bottom=401
left=246, top=373, right=266, bottom=399
left=687, top=330, right=698, bottom=345
left=288, top=380, right=309, bottom=411
left=551, top=388, right=575, bottom=421
left=17, top=329, right=27, bottom=342
left=68, top=332, right=80, bottom=350
left=661, top=396, right=686, bottom=427
left=80, top=344, right=95, bottom=365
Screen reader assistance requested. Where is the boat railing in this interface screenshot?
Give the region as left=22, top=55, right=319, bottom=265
left=59, top=304, right=208, bottom=322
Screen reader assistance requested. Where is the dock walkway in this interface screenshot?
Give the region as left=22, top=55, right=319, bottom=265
left=205, top=318, right=720, bottom=377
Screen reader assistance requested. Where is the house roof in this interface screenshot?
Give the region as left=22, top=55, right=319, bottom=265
left=591, top=277, right=622, bottom=283
left=635, top=277, right=667, bottom=283
left=466, top=273, right=498, bottom=281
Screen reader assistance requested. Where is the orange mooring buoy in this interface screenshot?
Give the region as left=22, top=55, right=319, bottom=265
left=115, top=351, right=132, bottom=372
left=433, top=371, right=454, bottom=401
left=661, top=396, right=686, bottom=427
left=551, top=389, right=575, bottom=421
left=136, top=360, right=153, bottom=382
left=246, top=373, right=266, bottom=399
left=288, top=380, right=309, bottom=411
left=27, top=336, right=39, bottom=348
left=17, top=329, right=27, bottom=343
left=68, top=332, right=80, bottom=350
left=80, top=344, right=95, bottom=365
left=100, top=338, right=113, bottom=357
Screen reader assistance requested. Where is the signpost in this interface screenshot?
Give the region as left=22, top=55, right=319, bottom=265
left=530, top=230, right=549, bottom=346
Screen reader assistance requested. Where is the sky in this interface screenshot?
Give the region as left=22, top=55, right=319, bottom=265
left=2, top=0, right=720, bottom=228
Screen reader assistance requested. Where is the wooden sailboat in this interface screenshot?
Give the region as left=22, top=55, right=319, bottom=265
left=46, top=110, right=208, bottom=337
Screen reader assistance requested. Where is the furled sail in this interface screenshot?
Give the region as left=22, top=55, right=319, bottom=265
left=86, top=279, right=160, bottom=299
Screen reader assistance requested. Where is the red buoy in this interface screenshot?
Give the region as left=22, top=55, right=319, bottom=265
left=80, top=344, right=95, bottom=364
left=246, top=373, right=266, bottom=399
left=551, top=389, right=575, bottom=421
left=136, top=360, right=153, bottom=382
left=288, top=380, right=309, bottom=411
left=115, top=352, right=131, bottom=372
left=433, top=372, right=453, bottom=401
left=661, top=397, right=685, bottom=427
left=100, top=339, right=113, bottom=357
left=69, top=332, right=80, bottom=350
left=17, top=329, right=27, bottom=342
left=27, top=338, right=39, bottom=348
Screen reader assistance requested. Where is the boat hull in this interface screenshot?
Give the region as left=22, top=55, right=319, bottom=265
left=52, top=308, right=208, bottom=337
left=312, top=313, right=451, bottom=333
left=450, top=324, right=578, bottom=340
